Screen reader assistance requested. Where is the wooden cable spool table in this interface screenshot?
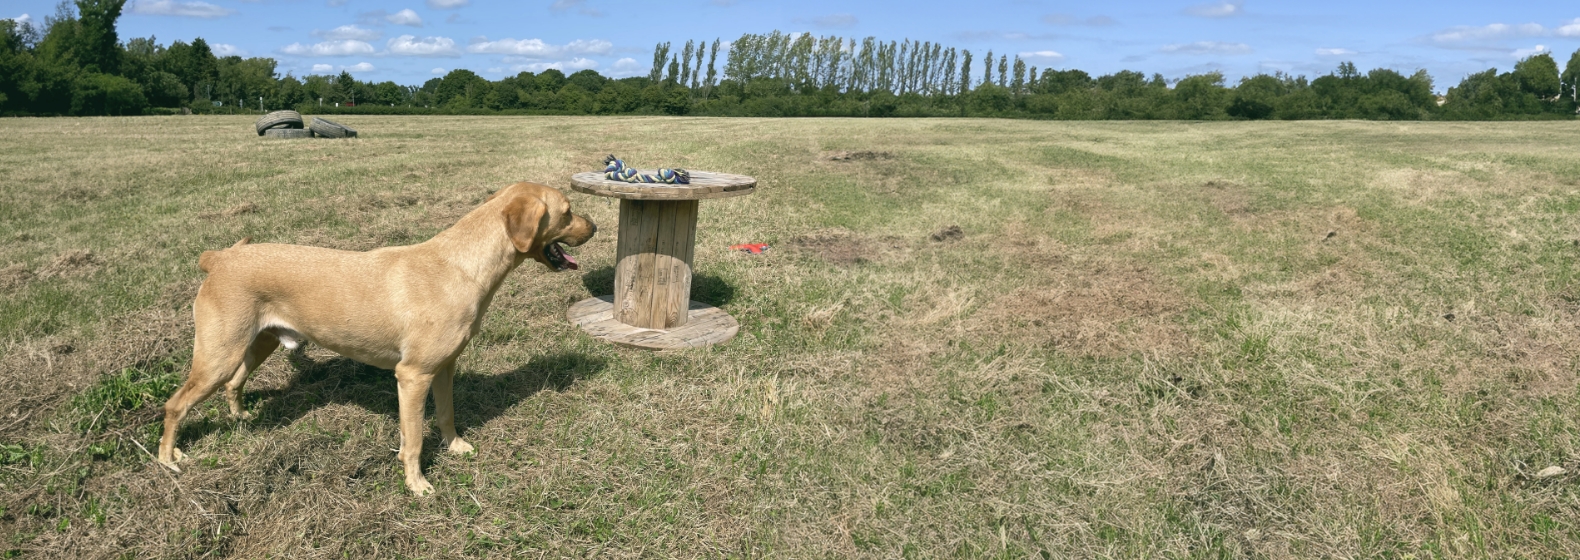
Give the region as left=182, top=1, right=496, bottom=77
left=566, top=170, right=756, bottom=350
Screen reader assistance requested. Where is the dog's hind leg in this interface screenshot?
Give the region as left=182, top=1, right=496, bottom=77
left=431, top=360, right=473, bottom=456
left=224, top=332, right=279, bottom=420
left=158, top=310, right=252, bottom=471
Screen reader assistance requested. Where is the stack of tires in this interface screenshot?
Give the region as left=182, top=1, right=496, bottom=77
left=255, top=111, right=359, bottom=140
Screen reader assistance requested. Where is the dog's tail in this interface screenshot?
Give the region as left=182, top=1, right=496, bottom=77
left=198, top=237, right=251, bottom=273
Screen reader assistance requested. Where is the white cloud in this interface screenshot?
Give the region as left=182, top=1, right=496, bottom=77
left=607, top=57, right=643, bottom=77
left=387, top=8, right=423, bottom=26
left=313, top=25, right=380, bottom=41
left=1557, top=18, right=1580, bottom=37
left=472, top=38, right=553, bottom=56
left=343, top=62, right=375, bottom=73
left=426, top=0, right=468, bottom=8
left=432, top=67, right=447, bottom=75
left=279, top=40, right=376, bottom=57
left=1512, top=44, right=1550, bottom=58
left=466, top=37, right=611, bottom=58
left=311, top=64, right=334, bottom=73
left=1161, top=41, right=1252, bottom=55
left=211, top=43, right=246, bottom=56
left=1184, top=1, right=1242, bottom=18
left=511, top=57, right=598, bottom=73
left=386, top=35, right=461, bottom=57
left=1019, top=50, right=1065, bottom=61
left=128, top=0, right=234, bottom=18
left=564, top=39, right=613, bottom=55
left=1430, top=23, right=1545, bottom=44
left=1315, top=48, right=1356, bottom=56
left=8, top=14, right=31, bottom=25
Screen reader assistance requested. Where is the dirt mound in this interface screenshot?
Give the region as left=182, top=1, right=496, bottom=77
left=973, top=259, right=1191, bottom=358
left=0, top=263, right=33, bottom=292
left=825, top=150, right=894, bottom=162
left=36, top=250, right=98, bottom=279
left=929, top=225, right=964, bottom=242
left=789, top=230, right=906, bottom=267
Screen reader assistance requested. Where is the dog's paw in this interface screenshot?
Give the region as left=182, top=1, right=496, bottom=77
left=445, top=438, right=475, bottom=456
left=406, top=477, right=435, bottom=497
left=156, top=448, right=187, bottom=472
left=231, top=410, right=254, bottom=421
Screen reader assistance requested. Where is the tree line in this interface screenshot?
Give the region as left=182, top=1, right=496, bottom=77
left=3, top=6, right=1579, bottom=120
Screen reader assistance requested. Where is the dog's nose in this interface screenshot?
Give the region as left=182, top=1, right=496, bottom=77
left=589, top=221, right=598, bottom=235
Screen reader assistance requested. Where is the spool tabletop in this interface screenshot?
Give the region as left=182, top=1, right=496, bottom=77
left=570, top=171, right=756, bottom=200
left=567, top=169, right=756, bottom=350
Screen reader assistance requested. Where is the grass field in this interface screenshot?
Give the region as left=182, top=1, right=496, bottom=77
left=3, top=116, right=1580, bottom=558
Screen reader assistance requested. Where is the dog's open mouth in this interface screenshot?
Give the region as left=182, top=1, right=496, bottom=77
left=544, top=242, right=579, bottom=271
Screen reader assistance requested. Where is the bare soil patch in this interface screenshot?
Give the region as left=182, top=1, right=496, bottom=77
left=824, top=150, right=894, bottom=162
left=36, top=250, right=98, bottom=279
left=929, top=225, right=964, bottom=242
left=972, top=258, right=1192, bottom=358
left=789, top=230, right=908, bottom=267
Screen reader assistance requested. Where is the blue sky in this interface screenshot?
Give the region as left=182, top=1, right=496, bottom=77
left=7, top=0, right=1580, bottom=91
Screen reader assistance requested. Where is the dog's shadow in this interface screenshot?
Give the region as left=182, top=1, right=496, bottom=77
left=180, top=351, right=606, bottom=463
left=580, top=265, right=736, bottom=306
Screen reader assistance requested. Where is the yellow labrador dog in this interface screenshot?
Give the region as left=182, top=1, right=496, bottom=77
left=158, top=182, right=596, bottom=495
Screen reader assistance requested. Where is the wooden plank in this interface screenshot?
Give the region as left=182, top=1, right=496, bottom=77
left=613, top=199, right=642, bottom=322
left=651, top=201, right=681, bottom=328
left=670, top=200, right=697, bottom=328
left=631, top=199, right=665, bottom=328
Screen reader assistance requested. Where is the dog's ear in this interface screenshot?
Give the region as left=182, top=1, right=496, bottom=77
left=502, top=195, right=548, bottom=253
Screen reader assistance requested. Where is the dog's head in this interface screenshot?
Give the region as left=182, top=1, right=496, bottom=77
left=491, top=182, right=597, bottom=271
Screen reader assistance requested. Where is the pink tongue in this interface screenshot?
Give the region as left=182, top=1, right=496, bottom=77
left=562, top=249, right=578, bottom=269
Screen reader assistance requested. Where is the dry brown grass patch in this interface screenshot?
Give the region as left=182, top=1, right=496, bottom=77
left=35, top=250, right=99, bottom=279
left=200, top=201, right=261, bottom=219
left=972, top=256, right=1192, bottom=358
left=0, top=263, right=33, bottom=292
left=788, top=229, right=910, bottom=267
left=823, top=150, right=894, bottom=162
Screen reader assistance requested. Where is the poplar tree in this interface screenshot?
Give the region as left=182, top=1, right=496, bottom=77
left=667, top=54, right=679, bottom=84
left=960, top=49, right=973, bottom=94
left=943, top=48, right=957, bottom=94
left=1012, top=56, right=1026, bottom=93
left=649, top=42, right=671, bottom=82
left=679, top=40, right=695, bottom=88
left=692, top=40, right=705, bottom=89
left=897, top=40, right=909, bottom=93
left=998, top=55, right=1008, bottom=87
left=983, top=50, right=993, bottom=87
left=705, top=39, right=720, bottom=88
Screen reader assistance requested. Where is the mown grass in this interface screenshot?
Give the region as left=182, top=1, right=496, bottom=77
left=2, top=116, right=1580, bottom=558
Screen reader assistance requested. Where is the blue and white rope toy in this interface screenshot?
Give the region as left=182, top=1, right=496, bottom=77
left=603, top=155, right=690, bottom=184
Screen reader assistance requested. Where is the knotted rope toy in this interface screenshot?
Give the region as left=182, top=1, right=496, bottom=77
left=603, top=155, right=690, bottom=184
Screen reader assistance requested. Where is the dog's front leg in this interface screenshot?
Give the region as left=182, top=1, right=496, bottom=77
left=432, top=361, right=474, bottom=456
left=394, top=363, right=437, bottom=496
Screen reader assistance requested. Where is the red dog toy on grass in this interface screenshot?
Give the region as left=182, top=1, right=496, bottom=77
left=730, top=243, right=770, bottom=254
